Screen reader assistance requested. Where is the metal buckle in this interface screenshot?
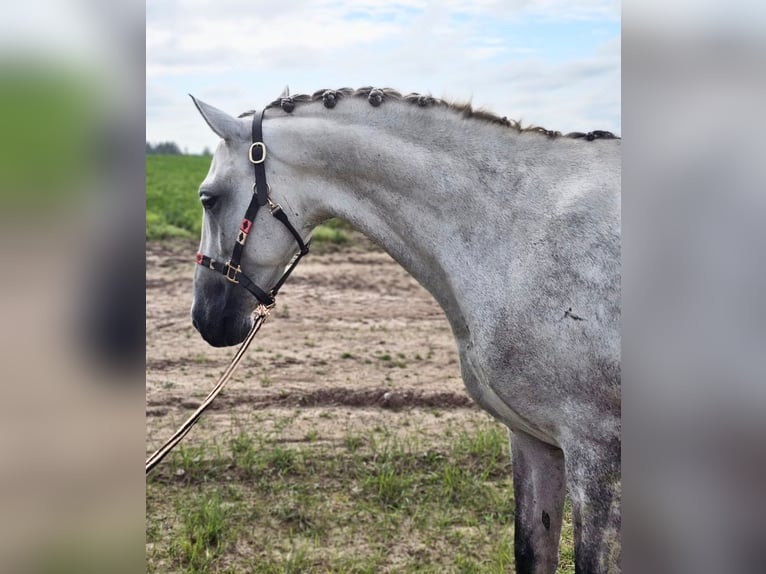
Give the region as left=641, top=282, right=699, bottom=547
left=248, top=142, right=266, bottom=164
left=224, top=261, right=240, bottom=284
left=268, top=197, right=282, bottom=213
left=265, top=186, right=281, bottom=212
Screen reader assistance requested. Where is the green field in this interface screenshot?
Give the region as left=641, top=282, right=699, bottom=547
left=146, top=154, right=211, bottom=239
left=147, top=414, right=575, bottom=573
left=146, top=154, right=352, bottom=243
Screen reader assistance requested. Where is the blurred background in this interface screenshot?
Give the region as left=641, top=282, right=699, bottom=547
left=624, top=2, right=766, bottom=573
left=0, top=0, right=145, bottom=572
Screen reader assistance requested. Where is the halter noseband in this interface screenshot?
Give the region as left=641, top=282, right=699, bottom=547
left=195, top=109, right=310, bottom=307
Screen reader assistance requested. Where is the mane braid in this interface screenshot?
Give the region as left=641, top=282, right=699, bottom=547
left=240, top=86, right=619, bottom=140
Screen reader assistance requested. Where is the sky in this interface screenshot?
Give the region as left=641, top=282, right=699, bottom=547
left=146, top=0, right=620, bottom=154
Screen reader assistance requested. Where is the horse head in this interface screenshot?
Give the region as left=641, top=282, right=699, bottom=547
left=189, top=96, right=309, bottom=347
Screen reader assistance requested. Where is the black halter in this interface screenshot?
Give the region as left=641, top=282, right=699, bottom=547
left=195, top=109, right=310, bottom=307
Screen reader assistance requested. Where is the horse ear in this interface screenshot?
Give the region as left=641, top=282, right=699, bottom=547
left=280, top=85, right=290, bottom=98
left=189, top=95, right=246, bottom=141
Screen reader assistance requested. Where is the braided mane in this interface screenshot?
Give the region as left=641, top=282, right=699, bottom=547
left=238, top=86, right=619, bottom=141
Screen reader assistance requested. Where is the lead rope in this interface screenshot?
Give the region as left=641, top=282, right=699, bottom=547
left=145, top=303, right=273, bottom=475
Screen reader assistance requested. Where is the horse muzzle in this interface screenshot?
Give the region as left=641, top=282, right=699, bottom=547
left=192, top=262, right=258, bottom=346
left=191, top=302, right=252, bottom=347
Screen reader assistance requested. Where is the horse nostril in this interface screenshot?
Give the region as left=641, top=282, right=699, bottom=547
left=192, top=316, right=200, bottom=331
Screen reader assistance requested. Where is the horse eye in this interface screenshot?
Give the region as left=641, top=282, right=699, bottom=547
left=200, top=194, right=218, bottom=210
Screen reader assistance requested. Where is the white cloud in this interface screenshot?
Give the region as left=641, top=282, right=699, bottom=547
left=147, top=0, right=620, bottom=152
left=441, top=0, right=620, bottom=21
left=146, top=0, right=409, bottom=78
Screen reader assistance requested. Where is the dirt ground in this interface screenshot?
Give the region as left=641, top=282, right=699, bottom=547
left=146, top=235, right=494, bottom=455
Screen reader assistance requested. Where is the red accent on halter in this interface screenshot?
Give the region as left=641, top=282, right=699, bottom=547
left=240, top=218, right=252, bottom=234
left=195, top=252, right=204, bottom=265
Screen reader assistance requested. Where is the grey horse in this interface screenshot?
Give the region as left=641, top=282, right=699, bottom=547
left=189, top=87, right=621, bottom=573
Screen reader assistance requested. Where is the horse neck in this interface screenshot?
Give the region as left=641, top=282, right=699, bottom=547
left=266, top=103, right=555, bottom=335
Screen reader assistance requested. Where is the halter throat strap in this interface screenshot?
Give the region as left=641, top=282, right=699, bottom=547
left=195, top=109, right=310, bottom=307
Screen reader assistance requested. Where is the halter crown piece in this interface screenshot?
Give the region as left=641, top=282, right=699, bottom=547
left=195, top=109, right=310, bottom=306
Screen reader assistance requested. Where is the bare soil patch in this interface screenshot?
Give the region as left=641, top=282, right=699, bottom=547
left=146, top=237, right=477, bottom=451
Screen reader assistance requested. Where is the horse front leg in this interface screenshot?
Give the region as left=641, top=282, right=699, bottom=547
left=565, top=440, right=622, bottom=574
left=510, top=430, right=566, bottom=574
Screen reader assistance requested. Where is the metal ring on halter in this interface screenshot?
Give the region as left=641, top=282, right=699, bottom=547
left=251, top=182, right=279, bottom=211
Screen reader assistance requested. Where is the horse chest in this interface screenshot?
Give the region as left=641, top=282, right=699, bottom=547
left=457, top=340, right=560, bottom=446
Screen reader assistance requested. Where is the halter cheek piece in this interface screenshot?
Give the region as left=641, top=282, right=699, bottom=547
left=195, top=109, right=310, bottom=307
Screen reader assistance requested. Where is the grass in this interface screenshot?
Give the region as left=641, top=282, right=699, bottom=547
left=309, top=224, right=350, bottom=245
left=146, top=154, right=211, bottom=239
left=146, top=154, right=355, bottom=243
left=147, top=416, right=576, bottom=573
left=170, top=491, right=228, bottom=571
